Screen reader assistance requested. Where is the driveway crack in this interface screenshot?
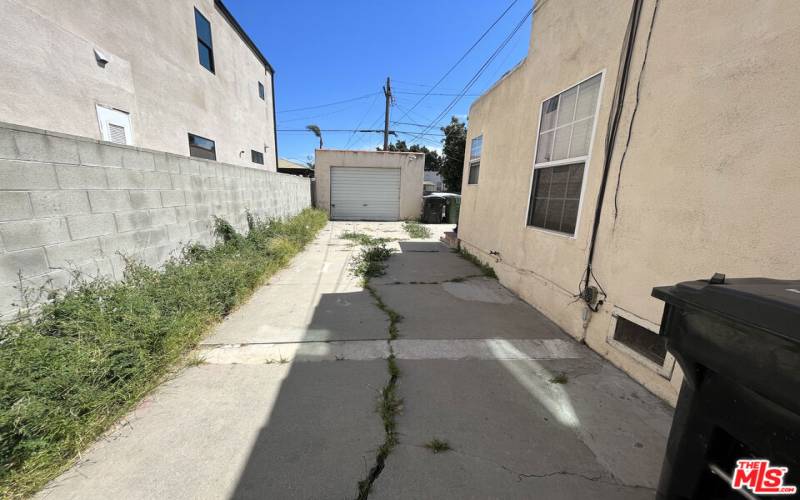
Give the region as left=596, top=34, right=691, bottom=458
left=352, top=242, right=404, bottom=499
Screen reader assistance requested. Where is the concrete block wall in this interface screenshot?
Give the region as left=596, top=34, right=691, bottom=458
left=0, top=122, right=311, bottom=318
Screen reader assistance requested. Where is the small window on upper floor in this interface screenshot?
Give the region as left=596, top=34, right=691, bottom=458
left=188, top=133, right=216, bottom=160
left=258, top=82, right=265, bottom=100
left=194, top=9, right=214, bottom=73
left=467, top=135, right=482, bottom=184
left=251, top=149, right=264, bottom=164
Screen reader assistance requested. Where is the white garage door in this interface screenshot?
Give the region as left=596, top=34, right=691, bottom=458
left=331, top=167, right=401, bottom=221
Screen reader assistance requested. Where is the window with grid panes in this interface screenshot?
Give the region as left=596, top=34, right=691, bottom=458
left=527, top=74, right=602, bottom=235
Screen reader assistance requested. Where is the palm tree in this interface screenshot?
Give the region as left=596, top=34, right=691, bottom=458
left=306, top=124, right=323, bottom=149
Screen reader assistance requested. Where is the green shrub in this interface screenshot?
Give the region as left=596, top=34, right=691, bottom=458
left=0, top=208, right=327, bottom=498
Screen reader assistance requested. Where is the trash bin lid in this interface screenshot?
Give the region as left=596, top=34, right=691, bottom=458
left=652, top=277, right=800, bottom=342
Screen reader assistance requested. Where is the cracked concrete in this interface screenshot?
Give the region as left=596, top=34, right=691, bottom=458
left=36, top=222, right=672, bottom=500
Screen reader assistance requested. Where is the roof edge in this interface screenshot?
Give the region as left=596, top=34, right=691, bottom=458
left=314, top=148, right=426, bottom=156
left=214, top=0, right=275, bottom=74
left=469, top=57, right=527, bottom=111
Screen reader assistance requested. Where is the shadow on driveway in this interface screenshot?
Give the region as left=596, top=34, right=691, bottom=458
left=229, top=236, right=673, bottom=499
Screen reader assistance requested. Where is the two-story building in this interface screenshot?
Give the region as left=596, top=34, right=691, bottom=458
left=0, top=0, right=277, bottom=169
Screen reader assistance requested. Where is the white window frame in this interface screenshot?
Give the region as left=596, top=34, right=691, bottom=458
left=605, top=306, right=676, bottom=379
left=467, top=134, right=483, bottom=185
left=95, top=104, right=133, bottom=145
left=524, top=70, right=605, bottom=238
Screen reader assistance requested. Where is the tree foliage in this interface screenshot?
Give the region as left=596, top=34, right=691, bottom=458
left=440, top=116, right=467, bottom=193
left=378, top=140, right=442, bottom=172
left=376, top=116, right=467, bottom=192
left=306, top=124, right=323, bottom=149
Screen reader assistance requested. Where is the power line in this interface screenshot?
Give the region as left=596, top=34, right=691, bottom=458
left=344, top=93, right=381, bottom=149
left=391, top=120, right=451, bottom=129
left=394, top=91, right=483, bottom=97
left=393, top=103, right=447, bottom=130
left=277, top=99, right=372, bottom=124
left=407, top=6, right=533, bottom=143
left=394, top=0, right=520, bottom=125
left=278, top=92, right=379, bottom=113
left=277, top=128, right=444, bottom=136
left=347, top=111, right=388, bottom=149
left=393, top=131, right=442, bottom=148
left=391, top=121, right=430, bottom=127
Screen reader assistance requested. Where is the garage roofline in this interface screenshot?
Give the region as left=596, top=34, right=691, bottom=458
left=315, top=148, right=424, bottom=156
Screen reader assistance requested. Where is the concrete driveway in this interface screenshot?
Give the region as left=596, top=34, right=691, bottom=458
left=38, top=221, right=672, bottom=500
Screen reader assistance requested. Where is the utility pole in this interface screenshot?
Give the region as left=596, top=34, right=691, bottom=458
left=382, top=76, right=392, bottom=150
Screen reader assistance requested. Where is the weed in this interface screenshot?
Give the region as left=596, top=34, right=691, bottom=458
left=212, top=216, right=242, bottom=244
left=402, top=220, right=432, bottom=239
left=350, top=229, right=404, bottom=499
left=357, top=352, right=401, bottom=499
left=458, top=248, right=497, bottom=279
left=185, top=354, right=207, bottom=367
left=365, top=284, right=402, bottom=340
left=0, top=208, right=328, bottom=498
left=424, top=438, right=452, bottom=454
left=340, top=231, right=391, bottom=246
left=549, top=373, right=569, bottom=384
left=264, top=356, right=290, bottom=365
left=351, top=243, right=393, bottom=279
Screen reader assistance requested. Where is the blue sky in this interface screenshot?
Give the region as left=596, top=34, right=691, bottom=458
left=224, top=0, right=533, bottom=164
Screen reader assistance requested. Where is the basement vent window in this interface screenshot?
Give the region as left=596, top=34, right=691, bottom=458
left=95, top=104, right=132, bottom=145
left=188, top=133, right=216, bottom=160
left=108, top=124, right=127, bottom=145
left=251, top=149, right=264, bottom=164
left=613, top=316, right=667, bottom=365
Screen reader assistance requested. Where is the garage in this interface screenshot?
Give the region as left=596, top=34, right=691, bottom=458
left=330, top=167, right=400, bottom=220
left=315, top=150, right=424, bottom=221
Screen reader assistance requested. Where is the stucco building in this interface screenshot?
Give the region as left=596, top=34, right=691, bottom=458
left=314, top=149, right=424, bottom=221
left=0, top=0, right=277, bottom=170
left=457, top=0, right=800, bottom=403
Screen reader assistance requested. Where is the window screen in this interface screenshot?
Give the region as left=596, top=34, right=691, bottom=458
left=251, top=149, right=264, bottom=164
left=188, top=133, right=216, bottom=160
left=468, top=135, right=482, bottom=185
left=527, top=74, right=601, bottom=235
left=195, top=9, right=214, bottom=73
left=527, top=163, right=584, bottom=234
left=613, top=316, right=667, bottom=365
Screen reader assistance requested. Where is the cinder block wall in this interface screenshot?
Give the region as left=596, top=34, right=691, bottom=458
left=0, top=122, right=311, bottom=318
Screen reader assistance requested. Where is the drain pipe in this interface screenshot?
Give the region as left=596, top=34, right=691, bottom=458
left=581, top=0, right=644, bottom=312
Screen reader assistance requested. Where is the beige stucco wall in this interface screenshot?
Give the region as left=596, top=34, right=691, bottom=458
left=314, top=149, right=424, bottom=220
left=0, top=0, right=276, bottom=170
left=458, top=0, right=800, bottom=404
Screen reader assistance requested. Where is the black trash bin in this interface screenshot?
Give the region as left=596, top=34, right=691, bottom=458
left=422, top=197, right=446, bottom=224
left=652, top=276, right=800, bottom=499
